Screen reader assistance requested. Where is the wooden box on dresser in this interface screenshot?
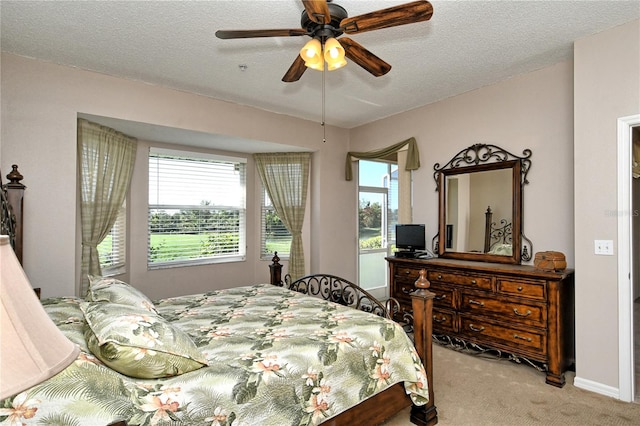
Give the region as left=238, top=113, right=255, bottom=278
left=387, top=256, right=575, bottom=387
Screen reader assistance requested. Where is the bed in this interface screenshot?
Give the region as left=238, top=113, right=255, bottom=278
left=1, top=165, right=437, bottom=426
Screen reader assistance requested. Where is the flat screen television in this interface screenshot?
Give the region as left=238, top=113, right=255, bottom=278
left=395, top=224, right=426, bottom=252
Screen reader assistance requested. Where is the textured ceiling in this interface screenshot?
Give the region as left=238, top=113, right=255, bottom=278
left=2, top=0, right=639, bottom=133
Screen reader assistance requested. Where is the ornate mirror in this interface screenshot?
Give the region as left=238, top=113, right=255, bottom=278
left=433, top=144, right=532, bottom=264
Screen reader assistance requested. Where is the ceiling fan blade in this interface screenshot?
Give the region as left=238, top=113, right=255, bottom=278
left=339, top=38, right=391, bottom=77
left=340, top=0, right=433, bottom=34
left=302, top=0, right=331, bottom=24
left=282, top=55, right=308, bottom=82
left=216, top=29, right=308, bottom=39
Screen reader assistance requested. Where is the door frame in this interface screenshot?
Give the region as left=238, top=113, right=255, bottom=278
left=618, top=114, right=639, bottom=402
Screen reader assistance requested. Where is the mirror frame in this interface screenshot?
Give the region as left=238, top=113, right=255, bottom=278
left=433, top=143, right=532, bottom=264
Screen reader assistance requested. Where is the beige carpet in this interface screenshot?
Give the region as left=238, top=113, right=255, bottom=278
left=382, top=344, right=640, bottom=426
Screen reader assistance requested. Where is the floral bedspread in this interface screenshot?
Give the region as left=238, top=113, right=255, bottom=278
left=1, top=284, right=428, bottom=426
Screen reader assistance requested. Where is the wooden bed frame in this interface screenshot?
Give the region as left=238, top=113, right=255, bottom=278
left=1, top=165, right=437, bottom=426
left=0, top=165, right=25, bottom=264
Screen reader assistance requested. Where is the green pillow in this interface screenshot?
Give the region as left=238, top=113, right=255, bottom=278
left=81, top=302, right=207, bottom=379
left=87, top=276, right=158, bottom=313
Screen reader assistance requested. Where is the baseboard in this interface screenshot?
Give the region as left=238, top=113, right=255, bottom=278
left=574, top=376, right=620, bottom=399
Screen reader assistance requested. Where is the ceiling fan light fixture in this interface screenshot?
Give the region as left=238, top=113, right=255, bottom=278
left=323, top=37, right=344, bottom=60
left=326, top=56, right=347, bottom=71
left=306, top=60, right=325, bottom=71
left=300, top=38, right=322, bottom=66
left=323, top=37, right=346, bottom=70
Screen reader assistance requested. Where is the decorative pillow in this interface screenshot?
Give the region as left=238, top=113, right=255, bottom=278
left=488, top=243, right=513, bottom=256
left=87, top=276, right=158, bottom=313
left=81, top=302, right=207, bottom=378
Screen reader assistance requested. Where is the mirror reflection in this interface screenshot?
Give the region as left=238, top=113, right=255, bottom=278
left=435, top=143, right=532, bottom=264
left=444, top=168, right=513, bottom=255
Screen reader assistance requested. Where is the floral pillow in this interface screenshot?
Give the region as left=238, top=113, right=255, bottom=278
left=86, top=276, right=158, bottom=313
left=81, top=302, right=207, bottom=379
left=488, top=243, right=513, bottom=256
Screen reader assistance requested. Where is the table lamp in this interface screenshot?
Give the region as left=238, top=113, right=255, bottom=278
left=0, top=234, right=80, bottom=399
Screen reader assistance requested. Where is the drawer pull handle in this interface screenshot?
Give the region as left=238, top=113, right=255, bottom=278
left=433, top=315, right=446, bottom=323
left=468, top=299, right=485, bottom=307
left=401, top=287, right=412, bottom=294
left=514, top=334, right=532, bottom=342
left=517, top=286, right=523, bottom=291
left=469, top=324, right=485, bottom=332
left=513, top=308, right=532, bottom=317
left=437, top=274, right=443, bottom=280
left=435, top=294, right=447, bottom=301
left=471, top=279, right=477, bottom=285
left=405, top=270, right=411, bottom=275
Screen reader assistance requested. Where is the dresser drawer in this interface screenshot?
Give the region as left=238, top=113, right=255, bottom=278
left=459, top=315, right=547, bottom=356
left=460, top=293, right=546, bottom=327
left=394, top=266, right=423, bottom=283
left=394, top=279, right=418, bottom=299
left=498, top=278, right=546, bottom=300
left=430, top=283, right=456, bottom=309
left=432, top=308, right=456, bottom=334
left=428, top=270, right=492, bottom=291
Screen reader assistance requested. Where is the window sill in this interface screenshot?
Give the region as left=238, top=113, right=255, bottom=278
left=148, top=255, right=246, bottom=270
left=101, top=265, right=126, bottom=277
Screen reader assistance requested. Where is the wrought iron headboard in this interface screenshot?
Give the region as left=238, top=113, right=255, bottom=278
left=483, top=206, right=512, bottom=253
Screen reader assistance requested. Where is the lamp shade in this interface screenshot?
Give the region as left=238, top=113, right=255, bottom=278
left=0, top=235, right=79, bottom=400
left=300, top=38, right=323, bottom=70
left=326, top=57, right=347, bottom=71
left=323, top=37, right=346, bottom=70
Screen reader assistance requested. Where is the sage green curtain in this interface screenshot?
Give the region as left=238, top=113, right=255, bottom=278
left=345, top=136, right=420, bottom=181
left=254, top=152, right=311, bottom=281
left=78, top=119, right=137, bottom=296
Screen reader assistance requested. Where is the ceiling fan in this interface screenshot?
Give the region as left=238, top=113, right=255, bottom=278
left=215, top=0, right=433, bottom=82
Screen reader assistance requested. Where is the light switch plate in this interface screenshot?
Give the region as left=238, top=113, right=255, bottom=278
left=594, top=239, right=614, bottom=255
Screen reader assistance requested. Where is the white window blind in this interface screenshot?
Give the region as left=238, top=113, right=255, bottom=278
left=260, top=189, right=292, bottom=258
left=148, top=148, right=247, bottom=268
left=97, top=201, right=126, bottom=275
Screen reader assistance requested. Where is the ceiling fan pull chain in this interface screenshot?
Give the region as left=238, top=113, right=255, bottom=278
left=322, top=61, right=326, bottom=143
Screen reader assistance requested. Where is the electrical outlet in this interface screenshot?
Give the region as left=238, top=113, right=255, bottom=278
left=594, top=240, right=614, bottom=255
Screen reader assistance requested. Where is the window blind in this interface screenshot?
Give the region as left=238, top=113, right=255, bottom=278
left=148, top=148, right=247, bottom=268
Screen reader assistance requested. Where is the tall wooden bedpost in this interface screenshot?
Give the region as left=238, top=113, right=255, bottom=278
left=2, top=165, right=25, bottom=264
left=269, top=252, right=283, bottom=286
left=410, top=268, right=438, bottom=426
left=483, top=205, right=493, bottom=253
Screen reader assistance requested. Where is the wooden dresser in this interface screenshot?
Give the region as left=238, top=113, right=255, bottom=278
left=387, top=257, right=574, bottom=387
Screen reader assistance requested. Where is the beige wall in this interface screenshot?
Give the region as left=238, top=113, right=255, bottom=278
left=0, top=53, right=356, bottom=299
left=574, top=19, right=640, bottom=392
